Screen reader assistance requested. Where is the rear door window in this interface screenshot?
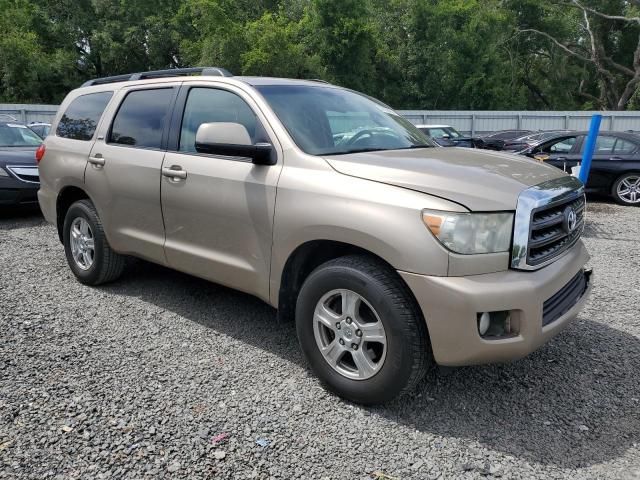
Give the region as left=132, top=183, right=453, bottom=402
left=109, top=88, right=174, bottom=149
left=613, top=138, right=637, bottom=154
left=56, top=92, right=113, bottom=141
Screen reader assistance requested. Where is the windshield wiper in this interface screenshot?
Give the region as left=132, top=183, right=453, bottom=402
left=407, top=144, right=433, bottom=149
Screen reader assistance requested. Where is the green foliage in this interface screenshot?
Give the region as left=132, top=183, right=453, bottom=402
left=1, top=0, right=639, bottom=110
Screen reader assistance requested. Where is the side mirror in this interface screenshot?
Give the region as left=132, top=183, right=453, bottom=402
left=195, top=122, right=275, bottom=165
left=441, top=134, right=451, bottom=139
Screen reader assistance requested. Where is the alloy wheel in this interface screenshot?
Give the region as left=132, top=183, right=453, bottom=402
left=69, top=217, right=95, bottom=270
left=313, top=289, right=387, bottom=380
left=617, top=175, right=640, bottom=204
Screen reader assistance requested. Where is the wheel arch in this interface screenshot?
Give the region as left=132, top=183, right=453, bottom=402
left=55, top=186, right=92, bottom=243
left=275, top=239, right=423, bottom=325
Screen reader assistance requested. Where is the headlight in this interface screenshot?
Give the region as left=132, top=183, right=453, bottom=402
left=422, top=210, right=513, bottom=254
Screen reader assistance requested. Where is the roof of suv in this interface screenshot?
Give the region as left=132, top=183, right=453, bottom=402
left=78, top=67, right=336, bottom=91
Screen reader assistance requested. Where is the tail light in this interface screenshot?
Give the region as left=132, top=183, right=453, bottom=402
left=35, top=144, right=46, bottom=163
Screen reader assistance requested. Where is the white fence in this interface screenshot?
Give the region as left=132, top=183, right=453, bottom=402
left=397, top=110, right=640, bottom=135
left=0, top=104, right=59, bottom=124
left=3, top=103, right=640, bottom=135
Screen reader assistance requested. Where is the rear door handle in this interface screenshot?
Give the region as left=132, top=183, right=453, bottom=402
left=88, top=155, right=105, bottom=166
left=609, top=156, right=623, bottom=160
left=162, top=166, right=187, bottom=180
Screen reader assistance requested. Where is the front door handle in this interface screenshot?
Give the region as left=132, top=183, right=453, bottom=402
left=609, top=156, right=623, bottom=160
left=88, top=155, right=105, bottom=166
left=162, top=166, right=187, bottom=180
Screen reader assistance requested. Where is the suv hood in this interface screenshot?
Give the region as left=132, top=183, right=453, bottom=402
left=324, top=147, right=566, bottom=211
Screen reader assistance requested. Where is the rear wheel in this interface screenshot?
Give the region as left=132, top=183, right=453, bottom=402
left=612, top=173, right=640, bottom=206
left=63, top=199, right=125, bottom=285
left=295, top=255, right=431, bottom=404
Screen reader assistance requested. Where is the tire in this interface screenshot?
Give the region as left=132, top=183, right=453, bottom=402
left=63, top=199, right=125, bottom=285
left=611, top=173, right=640, bottom=206
left=295, top=254, right=431, bottom=404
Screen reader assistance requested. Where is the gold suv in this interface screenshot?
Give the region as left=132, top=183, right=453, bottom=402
left=37, top=67, right=592, bottom=404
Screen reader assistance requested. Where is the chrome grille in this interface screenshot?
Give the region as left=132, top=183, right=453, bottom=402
left=528, top=194, right=585, bottom=265
left=511, top=176, right=585, bottom=271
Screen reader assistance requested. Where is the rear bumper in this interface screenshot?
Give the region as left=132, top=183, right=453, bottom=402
left=400, top=241, right=591, bottom=366
left=37, top=187, right=57, bottom=224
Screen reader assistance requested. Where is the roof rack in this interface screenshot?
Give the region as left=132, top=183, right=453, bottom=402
left=81, top=67, right=233, bottom=87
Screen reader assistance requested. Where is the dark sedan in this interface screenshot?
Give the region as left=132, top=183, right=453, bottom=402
left=475, top=129, right=534, bottom=151
left=520, top=131, right=640, bottom=206
left=502, top=130, right=572, bottom=152
left=416, top=125, right=475, bottom=148
left=0, top=122, right=42, bottom=207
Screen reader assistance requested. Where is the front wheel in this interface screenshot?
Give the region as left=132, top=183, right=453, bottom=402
left=612, top=173, right=640, bottom=206
left=295, top=255, right=431, bottom=404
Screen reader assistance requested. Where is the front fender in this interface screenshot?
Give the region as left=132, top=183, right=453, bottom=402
left=269, top=163, right=463, bottom=306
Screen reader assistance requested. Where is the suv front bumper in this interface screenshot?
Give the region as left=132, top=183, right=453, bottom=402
left=400, top=241, right=591, bottom=366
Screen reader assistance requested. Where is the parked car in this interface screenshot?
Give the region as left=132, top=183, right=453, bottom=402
left=29, top=122, right=52, bottom=139
left=475, top=129, right=534, bottom=151
left=38, top=67, right=591, bottom=403
left=521, top=131, right=640, bottom=206
left=502, top=130, right=573, bottom=152
left=0, top=119, right=43, bottom=207
left=415, top=124, right=474, bottom=148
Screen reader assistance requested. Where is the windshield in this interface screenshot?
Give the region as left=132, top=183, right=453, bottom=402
left=444, top=127, right=463, bottom=138
left=428, top=127, right=463, bottom=138
left=0, top=123, right=43, bottom=147
left=256, top=85, right=434, bottom=155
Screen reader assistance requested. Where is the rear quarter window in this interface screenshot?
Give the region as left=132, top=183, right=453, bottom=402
left=56, top=92, right=113, bottom=141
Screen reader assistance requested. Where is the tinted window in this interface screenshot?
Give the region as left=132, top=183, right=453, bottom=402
left=110, top=89, right=173, bottom=149
left=57, top=92, right=113, bottom=141
left=30, top=125, right=47, bottom=138
left=592, top=136, right=616, bottom=154
left=614, top=138, right=637, bottom=154
left=179, top=88, right=261, bottom=152
left=545, top=137, right=576, bottom=154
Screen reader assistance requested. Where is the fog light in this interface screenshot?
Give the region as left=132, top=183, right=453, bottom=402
left=477, top=311, right=513, bottom=338
left=478, top=312, right=490, bottom=335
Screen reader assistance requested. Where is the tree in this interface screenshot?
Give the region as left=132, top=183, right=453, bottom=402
left=517, top=0, right=640, bottom=110
left=311, top=0, right=378, bottom=93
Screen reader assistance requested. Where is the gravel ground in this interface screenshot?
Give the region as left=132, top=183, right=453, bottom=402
left=1, top=198, right=639, bottom=480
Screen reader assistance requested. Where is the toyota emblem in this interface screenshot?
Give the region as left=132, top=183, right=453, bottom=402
left=563, top=206, right=578, bottom=233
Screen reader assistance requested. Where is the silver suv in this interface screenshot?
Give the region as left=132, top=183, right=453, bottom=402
left=37, top=67, right=592, bottom=404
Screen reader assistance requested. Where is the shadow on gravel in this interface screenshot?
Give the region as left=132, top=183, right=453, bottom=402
left=102, top=260, right=639, bottom=470
left=379, top=319, right=640, bottom=469
left=0, top=206, right=44, bottom=230
left=101, top=259, right=303, bottom=365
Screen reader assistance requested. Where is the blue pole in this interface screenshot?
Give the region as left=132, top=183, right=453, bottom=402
left=578, top=114, right=602, bottom=184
